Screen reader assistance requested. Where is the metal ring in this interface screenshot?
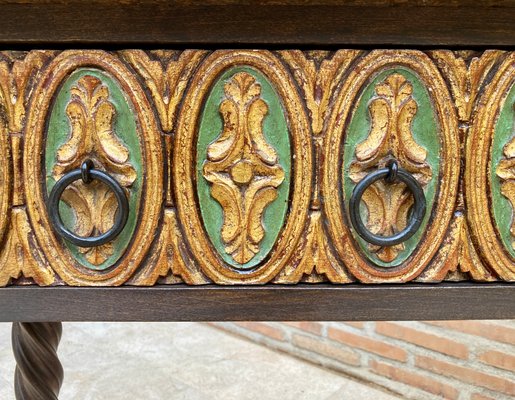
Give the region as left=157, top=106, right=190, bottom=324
left=47, top=163, right=129, bottom=248
left=349, top=165, right=426, bottom=247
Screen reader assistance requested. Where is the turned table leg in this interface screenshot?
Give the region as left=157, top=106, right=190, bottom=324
left=12, top=322, right=63, bottom=400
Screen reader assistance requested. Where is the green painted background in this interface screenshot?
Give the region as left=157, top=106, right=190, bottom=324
left=343, top=68, right=440, bottom=267
left=196, top=66, right=291, bottom=270
left=45, top=68, right=142, bottom=271
left=491, top=82, right=515, bottom=257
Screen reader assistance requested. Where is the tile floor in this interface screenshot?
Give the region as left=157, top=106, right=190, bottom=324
left=0, top=322, right=401, bottom=399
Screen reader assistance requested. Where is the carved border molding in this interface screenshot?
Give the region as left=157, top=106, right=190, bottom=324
left=0, top=49, right=512, bottom=286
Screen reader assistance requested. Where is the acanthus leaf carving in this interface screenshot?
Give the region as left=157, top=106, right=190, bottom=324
left=52, top=75, right=136, bottom=266
left=417, top=212, right=496, bottom=282
left=121, top=50, right=207, bottom=133
left=0, top=51, right=54, bottom=133
left=273, top=211, right=354, bottom=284
left=0, top=51, right=55, bottom=205
left=349, top=73, right=433, bottom=263
left=127, top=208, right=210, bottom=286
left=0, top=208, right=56, bottom=286
left=429, top=50, right=504, bottom=122
left=202, top=72, right=285, bottom=265
left=278, top=50, right=361, bottom=136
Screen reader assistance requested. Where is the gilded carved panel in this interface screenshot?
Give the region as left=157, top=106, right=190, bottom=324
left=0, top=49, right=511, bottom=286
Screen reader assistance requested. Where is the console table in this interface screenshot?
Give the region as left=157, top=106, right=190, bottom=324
left=0, top=1, right=514, bottom=399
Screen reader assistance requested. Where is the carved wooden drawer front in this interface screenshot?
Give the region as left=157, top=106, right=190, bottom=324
left=0, top=49, right=514, bottom=286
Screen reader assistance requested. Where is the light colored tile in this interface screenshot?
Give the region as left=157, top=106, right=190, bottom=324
left=0, top=322, right=400, bottom=400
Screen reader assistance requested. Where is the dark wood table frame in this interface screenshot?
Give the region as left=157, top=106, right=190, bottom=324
left=1, top=2, right=515, bottom=399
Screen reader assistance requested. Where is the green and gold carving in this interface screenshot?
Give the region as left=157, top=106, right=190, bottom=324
left=0, top=49, right=511, bottom=286
left=45, top=68, right=142, bottom=270
left=199, top=69, right=289, bottom=267
left=345, top=69, right=439, bottom=266
left=494, top=86, right=515, bottom=256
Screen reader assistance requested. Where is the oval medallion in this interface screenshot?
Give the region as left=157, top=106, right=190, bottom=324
left=196, top=67, right=291, bottom=270
left=323, top=50, right=459, bottom=282
left=467, top=53, right=515, bottom=280
left=24, top=51, right=163, bottom=285
left=175, top=50, right=311, bottom=283
left=45, top=68, right=142, bottom=270
left=343, top=68, right=440, bottom=267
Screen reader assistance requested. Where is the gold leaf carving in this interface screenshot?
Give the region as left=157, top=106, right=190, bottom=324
left=128, top=208, right=210, bottom=285
left=496, top=103, right=515, bottom=249
left=429, top=50, right=504, bottom=122
left=274, top=211, right=354, bottom=284
left=349, top=73, right=432, bottom=262
left=202, top=72, right=285, bottom=264
left=0, top=51, right=54, bottom=205
left=122, top=50, right=207, bottom=132
left=278, top=50, right=361, bottom=135
left=0, top=51, right=53, bottom=133
left=417, top=213, right=496, bottom=282
left=52, top=75, right=136, bottom=265
left=0, top=208, right=55, bottom=286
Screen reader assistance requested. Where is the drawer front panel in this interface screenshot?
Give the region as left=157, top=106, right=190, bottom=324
left=0, top=49, right=512, bottom=286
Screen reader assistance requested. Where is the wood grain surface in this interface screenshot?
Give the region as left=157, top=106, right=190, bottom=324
left=0, top=4, right=513, bottom=46
left=1, top=283, right=513, bottom=322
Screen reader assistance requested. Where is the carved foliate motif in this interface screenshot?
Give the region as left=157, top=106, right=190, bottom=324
left=52, top=75, right=136, bottom=265
left=349, top=73, right=432, bottom=262
left=202, top=72, right=285, bottom=264
left=0, top=49, right=511, bottom=286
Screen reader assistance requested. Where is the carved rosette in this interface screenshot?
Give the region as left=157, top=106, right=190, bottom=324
left=24, top=51, right=163, bottom=285
left=323, top=50, right=460, bottom=283
left=349, top=73, right=433, bottom=263
left=174, top=50, right=312, bottom=283
left=467, top=53, right=515, bottom=280
left=202, top=72, right=285, bottom=264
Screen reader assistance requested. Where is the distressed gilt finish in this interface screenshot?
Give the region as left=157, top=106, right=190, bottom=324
left=323, top=50, right=460, bottom=283
left=201, top=71, right=286, bottom=265
left=347, top=72, right=434, bottom=264
left=24, top=50, right=163, bottom=286
left=0, top=49, right=512, bottom=286
left=466, top=53, right=515, bottom=280
left=48, top=74, right=138, bottom=267
left=174, top=50, right=312, bottom=284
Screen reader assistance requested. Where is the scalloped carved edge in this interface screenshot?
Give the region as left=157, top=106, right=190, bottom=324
left=0, top=49, right=511, bottom=286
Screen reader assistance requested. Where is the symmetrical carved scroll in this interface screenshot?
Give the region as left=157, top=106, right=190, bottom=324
left=349, top=73, right=433, bottom=262
left=52, top=75, right=136, bottom=265
left=202, top=72, right=285, bottom=264
left=122, top=50, right=207, bottom=133
left=0, top=49, right=511, bottom=286
left=278, top=50, right=361, bottom=136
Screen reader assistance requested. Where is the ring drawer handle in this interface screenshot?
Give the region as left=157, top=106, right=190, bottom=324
left=349, top=160, right=426, bottom=247
left=48, top=159, right=129, bottom=247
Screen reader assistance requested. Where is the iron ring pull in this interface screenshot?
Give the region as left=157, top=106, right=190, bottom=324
left=47, top=159, right=129, bottom=248
left=349, top=160, right=427, bottom=247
